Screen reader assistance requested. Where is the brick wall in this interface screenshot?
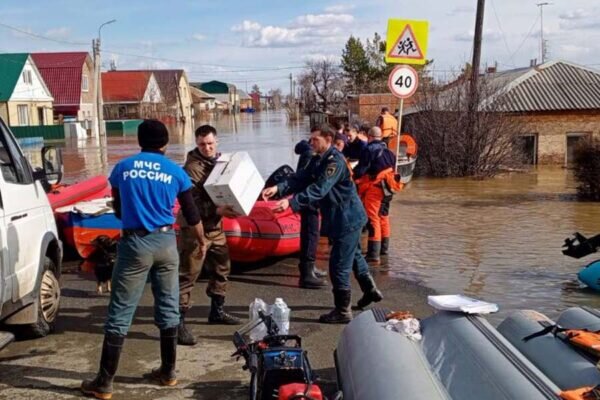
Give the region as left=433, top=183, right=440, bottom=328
left=517, top=111, right=600, bottom=164
left=348, top=93, right=413, bottom=125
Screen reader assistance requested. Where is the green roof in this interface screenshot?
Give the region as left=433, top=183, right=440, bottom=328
left=0, top=54, right=28, bottom=102
left=198, top=80, right=230, bottom=94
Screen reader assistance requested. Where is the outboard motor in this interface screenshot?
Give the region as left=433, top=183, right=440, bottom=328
left=232, top=311, right=325, bottom=400
left=562, top=232, right=600, bottom=259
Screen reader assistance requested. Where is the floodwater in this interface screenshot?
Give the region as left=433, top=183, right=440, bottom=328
left=28, top=111, right=600, bottom=321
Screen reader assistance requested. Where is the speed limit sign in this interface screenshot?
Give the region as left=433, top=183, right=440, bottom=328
left=388, top=65, right=419, bottom=99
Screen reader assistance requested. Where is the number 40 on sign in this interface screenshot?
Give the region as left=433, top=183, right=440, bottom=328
left=387, top=65, right=419, bottom=99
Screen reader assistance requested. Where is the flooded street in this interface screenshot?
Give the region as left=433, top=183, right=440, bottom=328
left=36, top=111, right=600, bottom=322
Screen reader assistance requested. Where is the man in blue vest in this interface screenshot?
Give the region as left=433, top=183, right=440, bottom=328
left=262, top=124, right=383, bottom=324
left=81, top=120, right=205, bottom=399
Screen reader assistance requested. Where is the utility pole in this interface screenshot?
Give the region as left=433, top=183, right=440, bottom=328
left=94, top=19, right=116, bottom=137
left=466, top=0, right=486, bottom=175
left=537, top=2, right=551, bottom=63
left=92, top=38, right=100, bottom=138
left=470, top=0, right=485, bottom=104
left=289, top=73, right=293, bottom=103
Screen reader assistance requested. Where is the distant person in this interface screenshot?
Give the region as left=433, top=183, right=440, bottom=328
left=334, top=132, right=346, bottom=152
left=262, top=124, right=383, bottom=324
left=333, top=120, right=349, bottom=146
left=343, top=124, right=367, bottom=161
left=293, top=139, right=327, bottom=289
left=375, top=107, right=398, bottom=146
left=354, top=127, right=402, bottom=263
left=177, top=125, right=242, bottom=347
left=81, top=120, right=205, bottom=399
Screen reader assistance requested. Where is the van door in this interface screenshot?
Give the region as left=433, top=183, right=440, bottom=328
left=0, top=119, right=47, bottom=302
left=0, top=204, right=5, bottom=316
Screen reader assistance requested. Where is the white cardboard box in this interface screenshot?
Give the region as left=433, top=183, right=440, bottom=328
left=204, top=152, right=265, bottom=216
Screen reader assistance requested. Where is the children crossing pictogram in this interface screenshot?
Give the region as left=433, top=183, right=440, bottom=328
left=387, top=25, right=423, bottom=60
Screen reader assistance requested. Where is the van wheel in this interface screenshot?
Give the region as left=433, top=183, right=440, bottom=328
left=23, top=257, right=60, bottom=338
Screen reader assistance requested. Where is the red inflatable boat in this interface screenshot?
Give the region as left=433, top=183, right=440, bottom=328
left=47, top=175, right=110, bottom=210
left=57, top=198, right=300, bottom=263
left=223, top=201, right=300, bottom=262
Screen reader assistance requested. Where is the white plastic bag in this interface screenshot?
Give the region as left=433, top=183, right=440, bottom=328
left=384, top=318, right=422, bottom=341
left=249, top=298, right=269, bottom=341
left=271, top=298, right=291, bottom=334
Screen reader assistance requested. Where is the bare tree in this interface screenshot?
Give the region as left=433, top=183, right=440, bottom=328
left=298, top=59, right=345, bottom=114
left=405, top=75, right=527, bottom=178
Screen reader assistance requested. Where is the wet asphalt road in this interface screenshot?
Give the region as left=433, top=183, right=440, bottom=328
left=0, top=250, right=432, bottom=400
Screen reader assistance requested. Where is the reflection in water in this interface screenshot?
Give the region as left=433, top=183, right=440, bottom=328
left=24, top=111, right=600, bottom=321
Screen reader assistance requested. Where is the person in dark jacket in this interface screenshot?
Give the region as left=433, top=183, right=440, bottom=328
left=354, top=127, right=397, bottom=262
left=343, top=124, right=367, bottom=161
left=294, top=140, right=327, bottom=289
left=81, top=120, right=205, bottom=399
left=263, top=125, right=383, bottom=324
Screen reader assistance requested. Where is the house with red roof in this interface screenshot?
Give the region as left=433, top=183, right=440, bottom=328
left=102, top=71, right=163, bottom=120
left=30, top=52, right=94, bottom=124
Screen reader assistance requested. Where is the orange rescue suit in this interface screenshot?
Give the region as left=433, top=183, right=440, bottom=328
left=356, top=168, right=403, bottom=242
left=379, top=114, right=398, bottom=139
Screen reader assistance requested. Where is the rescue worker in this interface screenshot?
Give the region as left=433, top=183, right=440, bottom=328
left=81, top=120, right=205, bottom=399
left=262, top=124, right=383, bottom=324
left=376, top=107, right=398, bottom=146
left=354, top=127, right=402, bottom=263
left=294, top=139, right=327, bottom=289
left=343, top=124, right=367, bottom=161
left=177, top=124, right=241, bottom=347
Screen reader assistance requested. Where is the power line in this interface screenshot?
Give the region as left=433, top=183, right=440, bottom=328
left=0, top=21, right=89, bottom=46
left=509, top=13, right=540, bottom=61
left=490, top=0, right=516, bottom=67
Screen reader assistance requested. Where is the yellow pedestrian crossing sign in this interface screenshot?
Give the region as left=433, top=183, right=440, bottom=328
left=385, top=19, right=429, bottom=65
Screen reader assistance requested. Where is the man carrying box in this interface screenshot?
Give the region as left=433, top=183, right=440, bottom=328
left=177, top=125, right=242, bottom=347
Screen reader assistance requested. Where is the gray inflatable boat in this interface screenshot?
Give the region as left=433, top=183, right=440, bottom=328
left=336, top=307, right=600, bottom=400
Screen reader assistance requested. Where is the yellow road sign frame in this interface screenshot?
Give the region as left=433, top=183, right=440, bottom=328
left=385, top=19, right=429, bottom=65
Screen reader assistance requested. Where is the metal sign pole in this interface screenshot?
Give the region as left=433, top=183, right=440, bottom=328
left=395, top=97, right=404, bottom=171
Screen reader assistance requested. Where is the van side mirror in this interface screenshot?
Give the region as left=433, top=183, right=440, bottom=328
left=41, top=146, right=63, bottom=186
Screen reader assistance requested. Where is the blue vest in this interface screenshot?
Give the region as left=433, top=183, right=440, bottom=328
left=109, top=151, right=192, bottom=231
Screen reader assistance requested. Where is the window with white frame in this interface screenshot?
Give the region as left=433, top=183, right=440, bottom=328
left=82, top=74, right=89, bottom=92
left=17, top=105, right=29, bottom=126
left=22, top=70, right=32, bottom=85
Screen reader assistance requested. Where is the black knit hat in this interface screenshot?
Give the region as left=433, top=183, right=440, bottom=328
left=138, top=119, right=169, bottom=149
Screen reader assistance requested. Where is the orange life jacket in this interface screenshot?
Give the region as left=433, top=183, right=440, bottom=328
left=355, top=167, right=403, bottom=197
left=524, top=326, right=600, bottom=358
left=560, top=386, right=600, bottom=400
left=379, top=114, right=398, bottom=138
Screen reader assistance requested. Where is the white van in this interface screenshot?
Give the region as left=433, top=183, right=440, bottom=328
left=0, top=116, right=63, bottom=349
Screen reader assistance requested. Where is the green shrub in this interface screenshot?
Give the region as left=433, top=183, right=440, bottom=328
left=573, top=136, right=600, bottom=201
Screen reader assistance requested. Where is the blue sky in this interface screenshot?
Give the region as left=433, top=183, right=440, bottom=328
left=1, top=0, right=599, bottom=92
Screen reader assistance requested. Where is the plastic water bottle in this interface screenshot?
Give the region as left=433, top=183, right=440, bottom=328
left=271, top=298, right=290, bottom=334
left=249, top=298, right=269, bottom=341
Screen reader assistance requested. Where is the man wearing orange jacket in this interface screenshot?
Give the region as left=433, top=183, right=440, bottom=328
left=375, top=107, right=398, bottom=146
left=354, top=127, right=403, bottom=263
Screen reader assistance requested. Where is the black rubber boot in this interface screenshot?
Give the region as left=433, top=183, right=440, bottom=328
left=319, top=289, right=353, bottom=324
left=81, top=333, right=124, bottom=400
left=151, top=327, right=178, bottom=386
left=380, top=238, right=390, bottom=256
left=366, top=241, right=381, bottom=263
left=356, top=274, right=384, bottom=309
left=208, top=295, right=242, bottom=325
left=177, top=309, right=197, bottom=346
left=299, top=262, right=328, bottom=289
